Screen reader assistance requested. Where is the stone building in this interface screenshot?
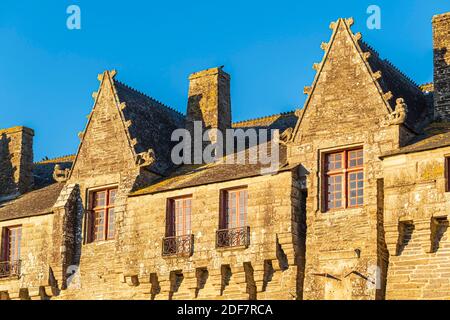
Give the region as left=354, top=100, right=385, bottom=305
left=0, top=12, right=449, bottom=300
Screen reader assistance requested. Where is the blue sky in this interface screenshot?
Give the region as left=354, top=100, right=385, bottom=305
left=1, top=1, right=449, bottom=161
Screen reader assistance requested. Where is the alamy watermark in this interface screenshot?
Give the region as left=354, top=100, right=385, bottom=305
left=171, top=121, right=281, bottom=175
left=367, top=5, right=381, bottom=30
left=66, top=5, right=81, bottom=30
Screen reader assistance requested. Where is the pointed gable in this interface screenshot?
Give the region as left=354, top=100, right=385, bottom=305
left=70, top=71, right=137, bottom=179
left=70, top=70, right=185, bottom=180
left=293, top=18, right=430, bottom=142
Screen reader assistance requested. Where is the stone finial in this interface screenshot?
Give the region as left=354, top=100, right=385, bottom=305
left=363, top=52, right=371, bottom=60
left=136, top=148, right=156, bottom=167
left=312, top=63, right=321, bottom=71
left=353, top=32, right=362, bottom=41
left=320, top=42, right=329, bottom=51
left=383, top=91, right=393, bottom=101
left=381, top=98, right=408, bottom=126
left=373, top=71, right=382, bottom=80
left=345, top=17, right=354, bottom=26
left=53, top=164, right=70, bottom=183
left=303, top=86, right=312, bottom=95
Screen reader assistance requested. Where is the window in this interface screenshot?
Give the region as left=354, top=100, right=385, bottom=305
left=1, top=226, right=22, bottom=262
left=0, top=226, right=22, bottom=278
left=166, top=197, right=192, bottom=237
left=89, top=188, right=117, bottom=242
left=222, top=188, right=248, bottom=229
left=446, top=157, right=450, bottom=192
left=324, top=148, right=364, bottom=211
left=217, top=188, right=250, bottom=248
left=163, top=196, right=193, bottom=257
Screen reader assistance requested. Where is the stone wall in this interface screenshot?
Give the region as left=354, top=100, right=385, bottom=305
left=0, top=214, right=54, bottom=300
left=383, top=146, right=450, bottom=299
left=57, top=170, right=304, bottom=300
left=288, top=19, right=403, bottom=300
left=0, top=126, right=34, bottom=199
left=433, top=12, right=450, bottom=120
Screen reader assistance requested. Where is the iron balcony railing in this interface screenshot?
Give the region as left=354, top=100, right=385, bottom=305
left=162, top=234, right=194, bottom=257
left=0, top=260, right=21, bottom=278
left=216, top=226, right=250, bottom=248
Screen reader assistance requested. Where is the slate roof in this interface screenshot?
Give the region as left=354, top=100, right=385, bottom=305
left=131, top=142, right=294, bottom=196
left=114, top=80, right=185, bottom=175
left=233, top=111, right=298, bottom=132
left=34, top=155, right=75, bottom=189
left=381, top=122, right=450, bottom=158
left=359, top=42, right=432, bottom=130
left=0, top=183, right=64, bottom=222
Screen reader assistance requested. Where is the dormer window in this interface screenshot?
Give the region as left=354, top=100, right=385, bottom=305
left=323, top=148, right=364, bottom=211
left=88, top=188, right=117, bottom=242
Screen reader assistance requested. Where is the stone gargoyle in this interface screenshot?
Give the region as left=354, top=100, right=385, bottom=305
left=53, top=164, right=70, bottom=182
left=381, top=98, right=408, bottom=126
left=135, top=148, right=156, bottom=167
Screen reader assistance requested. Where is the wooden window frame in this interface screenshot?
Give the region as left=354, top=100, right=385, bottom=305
left=322, top=148, right=364, bottom=212
left=1, top=225, right=22, bottom=262
left=446, top=156, right=450, bottom=193
left=220, top=187, right=248, bottom=229
left=87, top=187, right=117, bottom=242
left=166, top=195, right=193, bottom=237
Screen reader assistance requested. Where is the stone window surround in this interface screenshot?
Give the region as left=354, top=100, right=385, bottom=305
left=319, top=144, right=364, bottom=213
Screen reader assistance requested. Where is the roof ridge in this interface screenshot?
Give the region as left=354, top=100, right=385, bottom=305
left=233, top=111, right=296, bottom=125
left=114, top=79, right=184, bottom=117
left=360, top=41, right=420, bottom=89
left=35, top=154, right=76, bottom=164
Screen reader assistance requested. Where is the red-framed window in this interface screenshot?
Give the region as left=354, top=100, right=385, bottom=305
left=446, top=157, right=450, bottom=192
left=166, top=196, right=192, bottom=237
left=220, top=188, right=248, bottom=229
left=324, top=148, right=364, bottom=211
left=89, top=188, right=117, bottom=242
left=1, top=226, right=22, bottom=262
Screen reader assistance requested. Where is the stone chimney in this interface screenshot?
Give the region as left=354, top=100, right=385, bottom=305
left=186, top=67, right=232, bottom=159
left=0, top=126, right=34, bottom=198
left=433, top=12, right=450, bottom=121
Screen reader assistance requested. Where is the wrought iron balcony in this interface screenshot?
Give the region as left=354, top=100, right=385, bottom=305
left=0, top=260, right=21, bottom=279
left=162, top=234, right=194, bottom=257
left=216, top=226, right=250, bottom=248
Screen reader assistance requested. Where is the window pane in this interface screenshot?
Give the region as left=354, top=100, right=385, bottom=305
left=348, top=171, right=363, bottom=207
left=109, top=189, right=117, bottom=205
left=94, top=210, right=105, bottom=241
left=327, top=175, right=343, bottom=209
left=107, top=208, right=115, bottom=239
left=348, top=149, right=363, bottom=168
left=94, top=191, right=106, bottom=208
